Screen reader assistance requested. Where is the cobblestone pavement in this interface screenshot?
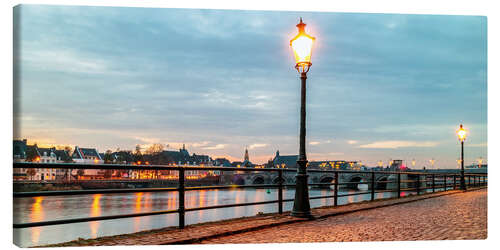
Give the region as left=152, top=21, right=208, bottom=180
left=201, top=189, right=487, bottom=243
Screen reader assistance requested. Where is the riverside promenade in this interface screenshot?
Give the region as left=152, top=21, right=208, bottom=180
left=45, top=187, right=486, bottom=246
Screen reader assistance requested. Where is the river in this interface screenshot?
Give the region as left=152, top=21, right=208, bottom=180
left=13, top=187, right=409, bottom=247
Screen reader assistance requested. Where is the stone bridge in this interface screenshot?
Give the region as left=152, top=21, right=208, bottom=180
left=223, top=170, right=426, bottom=190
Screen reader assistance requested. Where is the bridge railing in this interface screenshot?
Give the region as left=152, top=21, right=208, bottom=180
left=13, top=162, right=487, bottom=229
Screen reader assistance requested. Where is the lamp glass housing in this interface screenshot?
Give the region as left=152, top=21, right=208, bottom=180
left=457, top=124, right=467, bottom=142
left=290, top=19, right=315, bottom=73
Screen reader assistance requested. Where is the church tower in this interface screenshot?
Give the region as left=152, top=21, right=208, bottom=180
left=244, top=148, right=249, bottom=162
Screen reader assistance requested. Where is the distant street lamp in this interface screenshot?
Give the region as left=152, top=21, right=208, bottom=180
left=290, top=18, right=315, bottom=218
left=457, top=124, right=467, bottom=190
left=429, top=159, right=435, bottom=169
left=411, top=159, right=416, bottom=169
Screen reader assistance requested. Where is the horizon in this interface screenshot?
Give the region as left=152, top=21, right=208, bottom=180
left=13, top=5, right=487, bottom=168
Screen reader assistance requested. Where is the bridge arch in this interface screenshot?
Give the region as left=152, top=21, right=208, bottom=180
left=376, top=176, right=388, bottom=190
left=232, top=175, right=245, bottom=185
left=251, top=175, right=266, bottom=185
left=272, top=177, right=285, bottom=184
left=347, top=175, right=366, bottom=190
left=319, top=176, right=335, bottom=184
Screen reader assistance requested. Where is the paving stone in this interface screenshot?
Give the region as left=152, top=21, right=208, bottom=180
left=201, top=189, right=487, bottom=244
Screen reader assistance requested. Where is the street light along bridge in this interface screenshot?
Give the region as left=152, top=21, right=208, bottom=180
left=13, top=162, right=487, bottom=229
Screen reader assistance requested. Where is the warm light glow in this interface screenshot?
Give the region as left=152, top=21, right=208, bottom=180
left=90, top=194, right=101, bottom=238
left=291, top=36, right=314, bottom=66
left=290, top=18, right=315, bottom=72
left=457, top=124, right=467, bottom=141
left=30, top=197, right=44, bottom=245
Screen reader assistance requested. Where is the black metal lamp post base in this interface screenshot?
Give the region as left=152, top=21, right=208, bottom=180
left=291, top=159, right=313, bottom=218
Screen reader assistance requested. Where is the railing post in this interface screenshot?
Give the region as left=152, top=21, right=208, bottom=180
left=432, top=174, right=435, bottom=193
left=278, top=169, right=283, bottom=214
left=178, top=168, right=185, bottom=229
left=416, top=174, right=420, bottom=195
left=371, top=172, right=375, bottom=201
left=397, top=172, right=401, bottom=198
left=443, top=174, right=446, bottom=191
left=334, top=171, right=338, bottom=206
left=453, top=175, right=456, bottom=190
left=468, top=174, right=471, bottom=188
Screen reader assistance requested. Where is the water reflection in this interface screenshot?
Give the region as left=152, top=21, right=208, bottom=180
left=134, top=192, right=144, bottom=232
left=90, top=194, right=101, bottom=238
left=30, top=197, right=44, bottom=245
left=15, top=188, right=396, bottom=247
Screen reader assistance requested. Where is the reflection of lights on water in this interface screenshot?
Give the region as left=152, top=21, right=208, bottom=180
left=30, top=197, right=44, bottom=245
left=134, top=192, right=144, bottom=232
left=135, top=192, right=143, bottom=212
left=90, top=194, right=101, bottom=238
left=198, top=190, right=206, bottom=217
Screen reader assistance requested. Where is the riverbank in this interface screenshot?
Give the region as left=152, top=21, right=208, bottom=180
left=39, top=187, right=485, bottom=247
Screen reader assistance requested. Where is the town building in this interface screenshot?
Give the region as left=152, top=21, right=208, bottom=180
left=271, top=150, right=359, bottom=170
left=71, top=146, right=104, bottom=179
left=13, top=140, right=72, bottom=180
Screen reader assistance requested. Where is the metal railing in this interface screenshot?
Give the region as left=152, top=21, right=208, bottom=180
left=13, top=162, right=487, bottom=229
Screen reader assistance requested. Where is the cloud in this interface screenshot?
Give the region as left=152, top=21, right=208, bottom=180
left=359, top=141, right=439, bottom=149
left=248, top=143, right=267, bottom=149
left=14, top=6, right=486, bottom=167
left=203, top=144, right=226, bottom=150
left=192, top=141, right=211, bottom=147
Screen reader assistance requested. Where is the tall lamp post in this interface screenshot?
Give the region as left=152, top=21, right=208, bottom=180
left=290, top=18, right=315, bottom=218
left=457, top=124, right=467, bottom=190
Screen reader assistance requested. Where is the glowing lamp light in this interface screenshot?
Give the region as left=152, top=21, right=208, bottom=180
left=457, top=124, right=467, bottom=142
left=290, top=18, right=315, bottom=73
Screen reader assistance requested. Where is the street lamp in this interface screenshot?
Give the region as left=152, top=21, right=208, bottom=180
left=457, top=124, right=467, bottom=190
left=429, top=158, right=435, bottom=169
left=290, top=18, right=315, bottom=218
left=411, top=159, right=416, bottom=169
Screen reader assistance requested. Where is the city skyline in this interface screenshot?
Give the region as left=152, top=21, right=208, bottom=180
left=13, top=5, right=487, bottom=167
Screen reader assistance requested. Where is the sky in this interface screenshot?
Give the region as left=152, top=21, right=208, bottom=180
left=13, top=4, right=487, bottom=168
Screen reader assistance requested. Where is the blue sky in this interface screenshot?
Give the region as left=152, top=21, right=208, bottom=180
left=13, top=5, right=487, bottom=167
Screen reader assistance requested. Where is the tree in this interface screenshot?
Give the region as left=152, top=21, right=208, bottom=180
left=25, top=145, right=39, bottom=162
left=77, top=169, right=85, bottom=179
left=144, top=144, right=165, bottom=164
left=145, top=143, right=164, bottom=155
left=26, top=168, right=37, bottom=180
left=133, top=144, right=144, bottom=163
left=103, top=169, right=113, bottom=179
left=103, top=150, right=114, bottom=164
